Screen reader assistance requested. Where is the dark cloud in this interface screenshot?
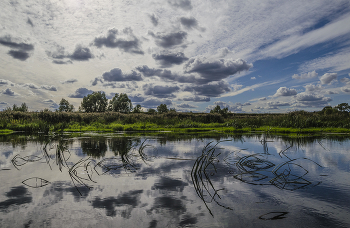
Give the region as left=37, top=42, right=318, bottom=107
left=273, top=87, right=297, bottom=96
left=148, top=31, right=187, bottom=48
left=102, top=68, right=142, bottom=82
left=43, top=99, right=59, bottom=110
left=177, top=103, right=197, bottom=108
left=136, top=65, right=198, bottom=84
left=52, top=60, right=72, bottom=64
left=149, top=14, right=159, bottom=26
left=266, top=101, right=290, bottom=109
left=61, top=79, right=78, bottom=84
left=69, top=45, right=93, bottom=61
left=8, top=50, right=30, bottom=61
left=152, top=177, right=188, bottom=192
left=184, top=81, right=231, bottom=97
left=2, top=88, right=16, bottom=96
left=93, top=28, right=144, bottom=54
left=129, top=94, right=145, bottom=103
left=41, top=85, right=57, bottom=91
left=91, top=190, right=143, bottom=217
left=68, top=88, right=94, bottom=98
left=168, top=0, right=193, bottom=11
left=0, top=36, right=34, bottom=51
left=142, top=98, right=172, bottom=108
left=184, top=57, right=252, bottom=81
left=183, top=96, right=210, bottom=102
left=152, top=52, right=189, bottom=67
left=180, top=16, right=204, bottom=31
left=143, top=84, right=180, bottom=98
left=27, top=18, right=34, bottom=27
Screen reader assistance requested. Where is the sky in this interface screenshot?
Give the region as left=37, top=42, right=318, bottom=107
left=0, top=0, right=350, bottom=113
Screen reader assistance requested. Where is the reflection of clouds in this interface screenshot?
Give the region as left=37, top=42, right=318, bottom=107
left=0, top=186, right=32, bottom=211
left=150, top=196, right=186, bottom=215
left=91, top=190, right=143, bottom=217
left=152, top=177, right=188, bottom=192
left=43, top=181, right=92, bottom=203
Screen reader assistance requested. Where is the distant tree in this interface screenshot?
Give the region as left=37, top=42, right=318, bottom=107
left=148, top=108, right=156, bottom=114
left=58, top=98, right=74, bottom=112
left=132, top=104, right=142, bottom=113
left=157, top=104, right=169, bottom=114
left=108, top=93, right=132, bottom=113
left=335, top=103, right=350, bottom=112
left=80, top=91, right=108, bottom=113
left=12, top=103, right=28, bottom=112
left=169, top=108, right=176, bottom=113
left=210, top=105, right=228, bottom=116
left=210, top=105, right=221, bottom=114
left=322, top=106, right=335, bottom=115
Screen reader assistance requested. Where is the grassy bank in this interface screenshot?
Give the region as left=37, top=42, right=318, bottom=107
left=0, top=110, right=349, bottom=134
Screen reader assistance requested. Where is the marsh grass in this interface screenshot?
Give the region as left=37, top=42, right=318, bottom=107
left=1, top=110, right=349, bottom=134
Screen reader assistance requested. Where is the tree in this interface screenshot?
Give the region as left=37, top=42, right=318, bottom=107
left=108, top=93, right=133, bottom=113
left=58, top=98, right=74, bottom=112
left=169, top=108, right=176, bottom=113
left=80, top=91, right=108, bottom=113
left=132, top=104, right=142, bottom=113
left=12, top=103, right=28, bottom=112
left=210, top=105, right=222, bottom=114
left=157, top=104, right=169, bottom=114
left=335, top=103, right=350, bottom=112
left=210, top=105, right=229, bottom=116
left=148, top=108, right=156, bottom=114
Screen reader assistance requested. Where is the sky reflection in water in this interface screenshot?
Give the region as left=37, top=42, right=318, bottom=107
left=0, top=133, right=350, bottom=228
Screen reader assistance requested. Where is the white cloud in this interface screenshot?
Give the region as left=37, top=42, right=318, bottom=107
left=260, top=14, right=350, bottom=59
left=273, top=87, right=297, bottom=97
left=294, top=92, right=332, bottom=107
left=299, top=47, right=350, bottom=72
left=222, top=79, right=285, bottom=98
left=320, top=73, right=337, bottom=85
left=292, top=71, right=318, bottom=80
left=304, top=84, right=323, bottom=92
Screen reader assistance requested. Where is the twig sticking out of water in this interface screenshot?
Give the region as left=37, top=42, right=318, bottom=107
left=191, top=140, right=233, bottom=216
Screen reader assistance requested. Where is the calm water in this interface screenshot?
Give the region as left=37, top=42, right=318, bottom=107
left=0, top=133, right=350, bottom=228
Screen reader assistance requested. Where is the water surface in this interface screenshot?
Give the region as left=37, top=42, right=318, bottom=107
left=0, top=133, right=350, bottom=227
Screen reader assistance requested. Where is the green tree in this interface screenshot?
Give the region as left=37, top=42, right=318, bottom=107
left=148, top=108, right=156, bottom=114
left=12, top=103, right=28, bottom=112
left=210, top=105, right=221, bottom=114
left=157, top=104, right=169, bottom=114
left=169, top=108, right=176, bottom=113
left=80, top=91, right=108, bottom=113
left=108, top=93, right=133, bottom=113
left=58, top=98, right=74, bottom=112
left=335, top=103, right=350, bottom=112
left=210, top=105, right=228, bottom=116
left=132, top=104, right=142, bottom=113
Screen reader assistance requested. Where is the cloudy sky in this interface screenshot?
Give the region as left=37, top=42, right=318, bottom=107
left=1, top=0, right=350, bottom=112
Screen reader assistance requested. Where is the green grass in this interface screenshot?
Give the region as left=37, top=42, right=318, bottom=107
left=1, top=110, right=350, bottom=134
left=0, top=129, right=13, bottom=135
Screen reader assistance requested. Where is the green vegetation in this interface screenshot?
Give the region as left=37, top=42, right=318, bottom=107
left=0, top=108, right=350, bottom=134
left=1, top=91, right=350, bottom=134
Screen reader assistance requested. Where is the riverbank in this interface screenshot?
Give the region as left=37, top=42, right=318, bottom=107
left=1, top=110, right=349, bottom=135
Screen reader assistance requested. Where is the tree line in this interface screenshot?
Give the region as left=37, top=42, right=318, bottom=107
left=3, top=90, right=350, bottom=115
